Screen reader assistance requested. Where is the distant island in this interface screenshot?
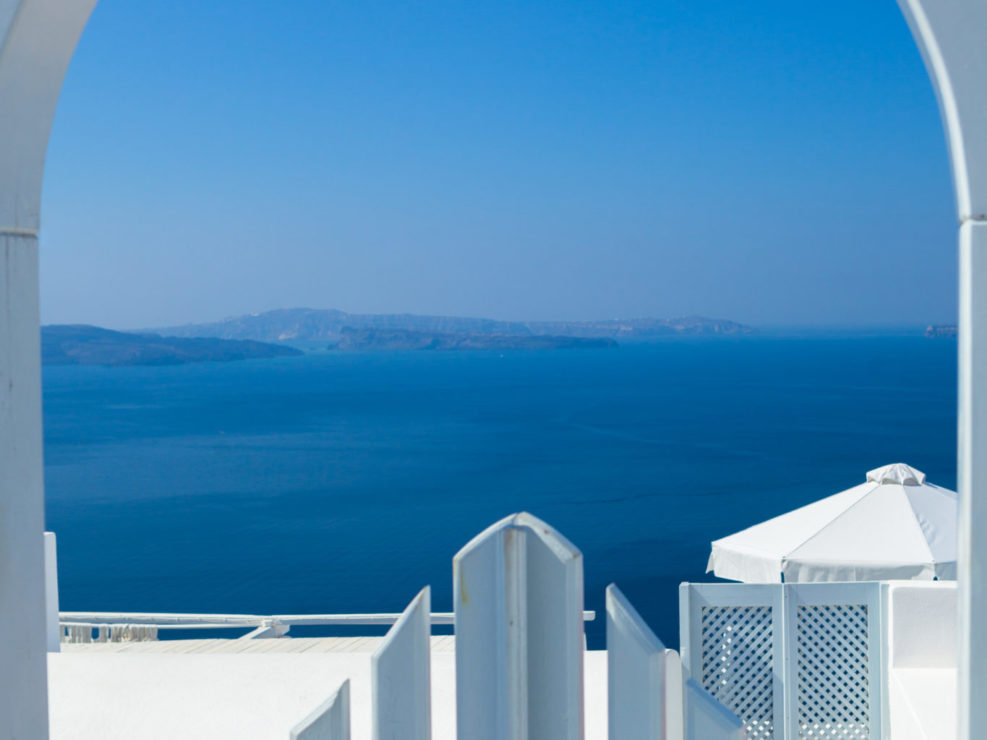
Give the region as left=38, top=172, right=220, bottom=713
left=42, top=325, right=302, bottom=366
left=42, top=310, right=752, bottom=366
left=332, top=327, right=618, bottom=352
left=925, top=324, right=958, bottom=338
left=156, top=308, right=754, bottom=347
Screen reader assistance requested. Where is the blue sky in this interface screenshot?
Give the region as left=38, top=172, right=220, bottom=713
left=41, top=0, right=957, bottom=329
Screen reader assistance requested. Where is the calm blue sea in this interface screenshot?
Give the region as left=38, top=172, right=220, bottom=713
left=43, top=337, right=957, bottom=647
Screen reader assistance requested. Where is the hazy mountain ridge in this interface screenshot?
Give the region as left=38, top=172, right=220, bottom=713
left=156, top=308, right=754, bottom=344
left=333, top=327, right=618, bottom=351
left=42, top=325, right=302, bottom=366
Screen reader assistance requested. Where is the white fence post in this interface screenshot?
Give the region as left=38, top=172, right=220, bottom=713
left=44, top=532, right=60, bottom=653
left=290, top=680, right=351, bottom=740
left=372, top=586, right=431, bottom=740
left=453, top=512, right=584, bottom=740
left=683, top=680, right=744, bottom=740
left=605, top=584, right=666, bottom=739
left=664, top=650, right=684, bottom=740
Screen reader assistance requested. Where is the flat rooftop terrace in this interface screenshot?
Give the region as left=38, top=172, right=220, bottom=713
left=50, top=638, right=609, bottom=740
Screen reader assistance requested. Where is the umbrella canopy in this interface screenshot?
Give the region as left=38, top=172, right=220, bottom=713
left=707, top=463, right=957, bottom=583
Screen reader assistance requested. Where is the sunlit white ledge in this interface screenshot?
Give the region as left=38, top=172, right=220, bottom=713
left=48, top=644, right=609, bottom=740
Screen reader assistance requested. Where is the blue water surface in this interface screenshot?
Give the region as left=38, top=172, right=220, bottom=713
left=43, top=337, right=957, bottom=647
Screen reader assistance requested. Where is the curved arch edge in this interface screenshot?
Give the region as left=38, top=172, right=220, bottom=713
left=897, top=0, right=987, bottom=222
left=0, top=0, right=98, bottom=233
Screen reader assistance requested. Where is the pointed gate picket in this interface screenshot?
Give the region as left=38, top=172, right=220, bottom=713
left=291, top=680, right=351, bottom=740
left=453, top=512, right=585, bottom=740
left=683, top=680, right=745, bottom=740
left=608, top=583, right=738, bottom=740
left=606, top=583, right=670, bottom=739
left=372, top=587, right=432, bottom=740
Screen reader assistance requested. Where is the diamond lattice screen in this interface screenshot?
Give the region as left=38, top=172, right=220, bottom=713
left=795, top=604, right=870, bottom=739
left=701, top=605, right=775, bottom=740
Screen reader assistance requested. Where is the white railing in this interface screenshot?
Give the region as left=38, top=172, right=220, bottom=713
left=58, top=609, right=597, bottom=642
left=58, top=610, right=457, bottom=643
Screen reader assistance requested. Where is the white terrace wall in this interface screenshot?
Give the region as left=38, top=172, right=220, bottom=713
left=888, top=582, right=957, bottom=671
left=885, top=582, right=957, bottom=740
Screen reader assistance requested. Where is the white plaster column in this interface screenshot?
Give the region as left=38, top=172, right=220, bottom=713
left=958, top=219, right=987, bottom=740
left=0, top=0, right=97, bottom=735
left=0, top=232, right=48, bottom=735
left=895, top=2, right=987, bottom=738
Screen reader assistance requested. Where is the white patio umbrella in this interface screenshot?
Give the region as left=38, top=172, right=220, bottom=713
left=707, top=462, right=957, bottom=583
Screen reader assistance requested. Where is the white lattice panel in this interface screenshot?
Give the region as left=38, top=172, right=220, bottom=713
left=795, top=604, right=871, bottom=739
left=700, top=605, right=775, bottom=740
left=681, top=582, right=884, bottom=740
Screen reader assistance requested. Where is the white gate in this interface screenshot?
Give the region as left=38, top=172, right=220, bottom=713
left=288, top=513, right=743, bottom=740
left=680, top=582, right=884, bottom=740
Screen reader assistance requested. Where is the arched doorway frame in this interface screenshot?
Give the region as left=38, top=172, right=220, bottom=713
left=0, top=1, right=984, bottom=736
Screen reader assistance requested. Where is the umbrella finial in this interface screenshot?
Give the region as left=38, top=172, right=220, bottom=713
left=866, top=462, right=926, bottom=485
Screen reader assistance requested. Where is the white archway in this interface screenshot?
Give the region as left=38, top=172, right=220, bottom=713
left=0, top=0, right=98, bottom=735
left=0, top=1, right=983, bottom=736
left=897, top=2, right=987, bottom=737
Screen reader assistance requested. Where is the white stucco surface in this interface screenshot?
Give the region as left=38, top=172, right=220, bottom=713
left=890, top=669, right=957, bottom=740
left=48, top=647, right=608, bottom=739
left=886, top=582, right=958, bottom=739
left=888, top=582, right=957, bottom=670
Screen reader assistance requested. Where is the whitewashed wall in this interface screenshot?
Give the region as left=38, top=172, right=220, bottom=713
left=886, top=582, right=957, bottom=739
